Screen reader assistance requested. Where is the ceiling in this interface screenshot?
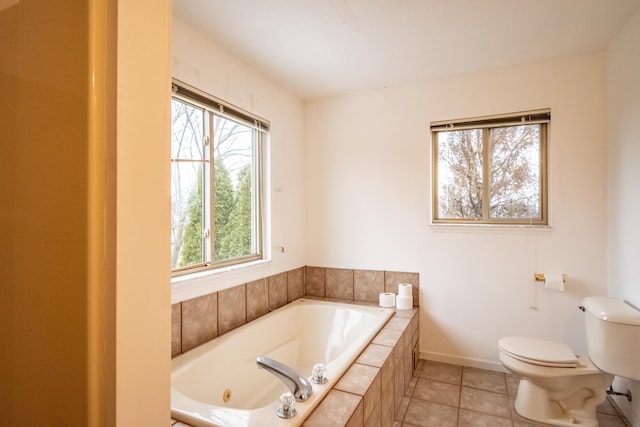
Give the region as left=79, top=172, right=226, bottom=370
left=173, top=0, right=640, bottom=100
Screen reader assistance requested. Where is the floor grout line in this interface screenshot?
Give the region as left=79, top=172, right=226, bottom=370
left=406, top=360, right=629, bottom=427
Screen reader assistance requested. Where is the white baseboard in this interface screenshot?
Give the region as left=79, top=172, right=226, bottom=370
left=420, top=351, right=508, bottom=374
left=611, top=394, right=640, bottom=427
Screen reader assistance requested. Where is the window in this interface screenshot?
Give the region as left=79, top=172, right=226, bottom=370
left=431, top=109, right=549, bottom=225
left=171, top=80, right=268, bottom=274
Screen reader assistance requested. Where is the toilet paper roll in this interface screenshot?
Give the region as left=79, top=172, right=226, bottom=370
left=398, top=283, right=413, bottom=297
left=379, top=292, right=396, bottom=308
left=544, top=274, right=565, bottom=292
left=396, top=295, right=413, bottom=310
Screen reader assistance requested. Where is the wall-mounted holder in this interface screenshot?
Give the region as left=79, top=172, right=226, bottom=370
left=534, top=273, right=567, bottom=283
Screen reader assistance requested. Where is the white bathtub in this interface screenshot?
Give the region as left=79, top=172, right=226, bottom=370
left=171, top=298, right=394, bottom=427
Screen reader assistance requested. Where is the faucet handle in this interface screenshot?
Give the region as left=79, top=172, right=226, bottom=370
left=311, top=363, right=328, bottom=384
left=277, top=392, right=297, bottom=419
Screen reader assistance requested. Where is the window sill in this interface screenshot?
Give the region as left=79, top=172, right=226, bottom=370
left=430, top=223, right=554, bottom=234
left=171, top=258, right=272, bottom=304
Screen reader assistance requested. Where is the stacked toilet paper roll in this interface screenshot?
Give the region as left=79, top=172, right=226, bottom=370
left=379, top=292, right=396, bottom=308
left=396, top=283, right=413, bottom=309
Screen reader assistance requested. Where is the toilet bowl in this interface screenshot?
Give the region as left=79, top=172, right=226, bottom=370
left=498, top=297, right=640, bottom=427
left=499, top=337, right=613, bottom=427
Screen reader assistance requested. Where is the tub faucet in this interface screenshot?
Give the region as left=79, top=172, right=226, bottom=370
left=256, top=356, right=313, bottom=402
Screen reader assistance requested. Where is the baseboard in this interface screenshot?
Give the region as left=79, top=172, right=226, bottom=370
left=420, top=351, right=508, bottom=373
left=611, top=394, right=640, bottom=427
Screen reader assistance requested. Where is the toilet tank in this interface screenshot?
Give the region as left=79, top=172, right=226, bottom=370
left=583, top=296, right=640, bottom=380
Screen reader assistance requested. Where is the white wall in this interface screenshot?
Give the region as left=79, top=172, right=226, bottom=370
left=171, top=11, right=640, bottom=424
left=606, top=6, right=640, bottom=425
left=171, top=17, right=307, bottom=301
left=305, top=52, right=609, bottom=370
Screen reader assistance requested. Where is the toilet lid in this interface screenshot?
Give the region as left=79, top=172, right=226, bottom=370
left=499, top=337, right=579, bottom=368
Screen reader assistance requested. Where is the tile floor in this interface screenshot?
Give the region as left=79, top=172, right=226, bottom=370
left=394, top=360, right=630, bottom=427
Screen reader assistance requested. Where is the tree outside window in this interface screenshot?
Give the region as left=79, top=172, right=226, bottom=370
left=171, top=85, right=266, bottom=274
left=432, top=110, right=549, bottom=225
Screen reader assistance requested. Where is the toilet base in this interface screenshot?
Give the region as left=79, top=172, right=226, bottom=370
left=514, top=379, right=601, bottom=427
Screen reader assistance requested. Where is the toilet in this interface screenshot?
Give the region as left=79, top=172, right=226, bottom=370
left=499, top=296, right=640, bottom=427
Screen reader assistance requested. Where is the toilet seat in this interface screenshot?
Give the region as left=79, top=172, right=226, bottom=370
left=499, top=337, right=579, bottom=368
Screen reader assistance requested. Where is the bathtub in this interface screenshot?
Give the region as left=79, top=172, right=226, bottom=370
left=171, top=298, right=394, bottom=427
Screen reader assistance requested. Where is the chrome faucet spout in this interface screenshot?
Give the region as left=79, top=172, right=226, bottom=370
left=256, top=356, right=313, bottom=402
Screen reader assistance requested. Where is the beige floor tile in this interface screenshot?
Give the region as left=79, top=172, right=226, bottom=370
left=505, top=374, right=520, bottom=397
left=462, top=367, right=507, bottom=394
left=596, top=412, right=629, bottom=427
left=460, top=386, right=511, bottom=418
left=597, top=397, right=619, bottom=415
left=403, top=398, right=458, bottom=427
left=512, top=417, right=553, bottom=427
left=458, top=408, right=512, bottom=427
left=412, top=378, right=460, bottom=407
left=419, top=360, right=462, bottom=385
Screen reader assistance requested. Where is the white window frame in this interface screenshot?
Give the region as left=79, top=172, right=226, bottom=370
left=171, top=79, right=270, bottom=277
left=431, top=109, right=550, bottom=226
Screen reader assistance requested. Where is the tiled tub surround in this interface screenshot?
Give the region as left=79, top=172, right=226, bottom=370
left=174, top=299, right=398, bottom=426
left=172, top=266, right=419, bottom=356
left=171, top=266, right=419, bottom=427
left=172, top=303, right=418, bottom=427
left=301, top=307, right=419, bottom=427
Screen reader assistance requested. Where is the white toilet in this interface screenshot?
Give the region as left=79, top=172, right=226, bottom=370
left=499, top=296, right=640, bottom=427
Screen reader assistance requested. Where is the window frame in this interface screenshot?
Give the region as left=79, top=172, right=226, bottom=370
left=171, top=79, right=269, bottom=277
left=431, top=109, right=550, bottom=226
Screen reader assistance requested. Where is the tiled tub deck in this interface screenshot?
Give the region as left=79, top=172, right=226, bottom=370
left=302, top=301, right=419, bottom=426
left=171, top=300, right=419, bottom=427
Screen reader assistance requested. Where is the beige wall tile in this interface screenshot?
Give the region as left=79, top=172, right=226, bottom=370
left=302, top=390, right=362, bottom=426
left=287, top=267, right=305, bottom=302
left=380, top=357, right=395, bottom=427
left=393, top=346, right=405, bottom=412
left=403, top=338, right=413, bottom=394
left=410, top=314, right=418, bottom=337
left=326, top=268, right=354, bottom=300
left=171, top=303, right=182, bottom=357
left=181, top=292, right=218, bottom=352
left=356, top=343, right=393, bottom=368
left=218, top=284, right=246, bottom=335
left=335, top=363, right=379, bottom=396
left=364, top=399, right=381, bottom=427
left=246, top=278, right=269, bottom=322
left=268, top=272, right=288, bottom=309
left=305, top=266, right=325, bottom=297
left=346, top=400, right=364, bottom=427
left=354, top=269, right=385, bottom=302
left=363, top=370, right=381, bottom=424
left=372, top=328, right=402, bottom=347
left=383, top=317, right=411, bottom=332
